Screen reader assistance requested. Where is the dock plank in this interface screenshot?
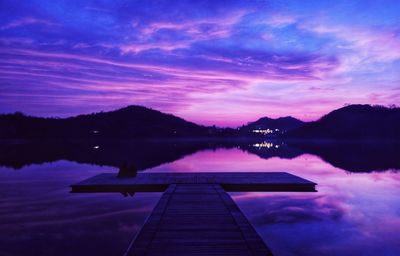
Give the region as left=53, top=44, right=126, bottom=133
left=126, top=184, right=273, bottom=256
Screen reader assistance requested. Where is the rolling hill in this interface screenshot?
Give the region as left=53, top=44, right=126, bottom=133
left=239, top=116, right=305, bottom=136
left=287, top=104, right=400, bottom=139
left=0, top=105, right=213, bottom=139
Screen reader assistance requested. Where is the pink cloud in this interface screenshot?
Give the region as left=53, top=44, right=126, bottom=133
left=121, top=12, right=246, bottom=54
left=1, top=17, right=56, bottom=30
left=300, top=23, right=400, bottom=63
left=1, top=47, right=335, bottom=84
left=265, top=15, right=297, bottom=27
left=119, top=41, right=190, bottom=54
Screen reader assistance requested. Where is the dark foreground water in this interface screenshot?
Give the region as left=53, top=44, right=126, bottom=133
left=0, top=140, right=399, bottom=256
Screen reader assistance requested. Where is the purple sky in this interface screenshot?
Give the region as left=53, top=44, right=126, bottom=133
left=1, top=0, right=400, bottom=126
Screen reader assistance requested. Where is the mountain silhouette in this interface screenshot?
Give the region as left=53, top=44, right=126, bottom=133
left=287, top=104, right=400, bottom=139
left=1, top=104, right=400, bottom=140
left=0, top=105, right=223, bottom=139
left=240, top=116, right=304, bottom=136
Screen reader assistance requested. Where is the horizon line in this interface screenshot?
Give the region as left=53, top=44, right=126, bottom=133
left=1, top=103, right=397, bottom=128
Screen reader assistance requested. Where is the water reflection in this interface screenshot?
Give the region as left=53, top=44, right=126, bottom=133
left=0, top=140, right=400, bottom=255
left=147, top=148, right=400, bottom=256
left=0, top=161, right=161, bottom=256
left=0, top=140, right=399, bottom=173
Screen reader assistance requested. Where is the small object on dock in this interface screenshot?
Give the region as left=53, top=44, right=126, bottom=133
left=71, top=172, right=317, bottom=256
left=117, top=163, right=138, bottom=178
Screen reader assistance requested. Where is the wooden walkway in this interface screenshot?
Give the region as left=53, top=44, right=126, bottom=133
left=126, top=184, right=272, bottom=256
left=71, top=172, right=316, bottom=256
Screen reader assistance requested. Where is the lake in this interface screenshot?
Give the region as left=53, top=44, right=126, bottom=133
left=0, top=140, right=399, bottom=256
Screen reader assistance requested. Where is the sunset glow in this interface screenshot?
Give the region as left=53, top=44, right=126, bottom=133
left=1, top=0, right=399, bottom=126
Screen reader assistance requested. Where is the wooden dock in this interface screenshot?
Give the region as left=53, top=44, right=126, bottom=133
left=71, top=172, right=316, bottom=193
left=71, top=172, right=316, bottom=256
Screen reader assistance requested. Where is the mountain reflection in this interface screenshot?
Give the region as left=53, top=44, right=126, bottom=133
left=0, top=139, right=399, bottom=173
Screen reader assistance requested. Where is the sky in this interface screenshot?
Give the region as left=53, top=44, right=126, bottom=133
left=0, top=0, right=400, bottom=127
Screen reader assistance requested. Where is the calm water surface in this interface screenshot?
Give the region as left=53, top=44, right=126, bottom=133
left=0, top=141, right=399, bottom=256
